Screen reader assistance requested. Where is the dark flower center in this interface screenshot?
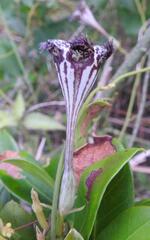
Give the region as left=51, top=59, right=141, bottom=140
left=69, top=36, right=94, bottom=62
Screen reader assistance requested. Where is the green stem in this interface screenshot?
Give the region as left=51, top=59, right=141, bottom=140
left=50, top=147, right=64, bottom=240
left=134, top=0, right=146, bottom=24
left=0, top=89, right=13, bottom=105
left=112, top=66, right=150, bottom=85
left=0, top=5, right=33, bottom=93
left=119, top=57, right=146, bottom=141
left=82, top=66, right=150, bottom=110
left=119, top=75, right=140, bottom=141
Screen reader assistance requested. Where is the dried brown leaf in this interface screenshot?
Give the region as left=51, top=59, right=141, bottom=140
left=73, top=136, right=116, bottom=183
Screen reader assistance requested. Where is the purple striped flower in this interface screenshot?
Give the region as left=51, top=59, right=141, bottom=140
left=40, top=36, right=113, bottom=214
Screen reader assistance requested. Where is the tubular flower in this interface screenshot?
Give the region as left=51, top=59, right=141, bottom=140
left=40, top=36, right=113, bottom=214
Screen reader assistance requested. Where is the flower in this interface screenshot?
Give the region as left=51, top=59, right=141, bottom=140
left=1, top=222, right=14, bottom=238
left=41, top=36, right=113, bottom=214
left=70, top=0, right=102, bottom=34
left=40, top=36, right=113, bottom=126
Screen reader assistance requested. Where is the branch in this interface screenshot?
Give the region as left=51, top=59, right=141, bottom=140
left=111, top=26, right=150, bottom=85
left=128, top=56, right=150, bottom=147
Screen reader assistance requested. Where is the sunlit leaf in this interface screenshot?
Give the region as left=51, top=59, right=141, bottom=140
left=64, top=228, right=84, bottom=240
left=0, top=111, right=17, bottom=129
left=23, top=112, right=65, bottom=131
left=12, top=92, right=25, bottom=120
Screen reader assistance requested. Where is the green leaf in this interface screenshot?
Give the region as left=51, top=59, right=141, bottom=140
left=135, top=199, right=150, bottom=207
left=4, top=159, right=54, bottom=202
left=0, top=170, right=32, bottom=204
left=0, top=110, right=17, bottom=129
left=19, top=150, right=41, bottom=165
left=98, top=206, right=150, bottom=240
left=23, top=112, right=65, bottom=131
left=73, top=148, right=141, bottom=239
left=45, top=149, right=61, bottom=179
left=0, top=130, right=18, bottom=152
left=0, top=183, right=11, bottom=211
left=12, top=92, right=25, bottom=120
left=0, top=200, right=36, bottom=240
left=95, top=164, right=134, bottom=235
left=64, top=228, right=84, bottom=240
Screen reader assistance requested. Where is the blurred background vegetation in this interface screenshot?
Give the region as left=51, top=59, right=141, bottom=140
left=0, top=0, right=150, bottom=197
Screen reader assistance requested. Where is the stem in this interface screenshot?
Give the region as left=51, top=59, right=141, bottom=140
left=119, top=57, right=146, bottom=141
left=128, top=58, right=150, bottom=147
left=0, top=5, right=33, bottom=93
left=134, top=0, right=146, bottom=24
left=113, top=66, right=150, bottom=85
left=111, top=26, right=150, bottom=84
left=0, top=89, right=13, bottom=105
left=50, top=147, right=64, bottom=240
left=119, top=74, right=140, bottom=141
left=83, top=66, right=150, bottom=108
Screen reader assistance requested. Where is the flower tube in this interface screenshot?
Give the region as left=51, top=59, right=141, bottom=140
left=40, top=36, right=113, bottom=214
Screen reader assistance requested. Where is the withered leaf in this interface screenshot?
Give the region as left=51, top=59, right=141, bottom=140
left=73, top=135, right=116, bottom=183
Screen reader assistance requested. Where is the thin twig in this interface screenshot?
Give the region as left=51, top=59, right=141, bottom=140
left=0, top=89, right=13, bottom=105
left=69, top=24, right=85, bottom=41
left=132, top=166, right=150, bottom=174
left=128, top=57, right=150, bottom=147
left=134, top=0, right=146, bottom=24
left=14, top=220, right=38, bottom=231
left=111, top=25, right=150, bottom=86
left=119, top=57, right=145, bottom=141
left=130, top=150, right=150, bottom=167
left=35, top=137, right=46, bottom=161
left=27, top=101, right=65, bottom=113
left=95, top=54, right=113, bottom=99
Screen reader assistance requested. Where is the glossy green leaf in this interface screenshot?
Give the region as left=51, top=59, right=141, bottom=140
left=12, top=92, right=25, bottom=120
left=23, top=112, right=65, bottom=131
left=95, top=164, right=134, bottom=235
left=0, top=130, right=18, bottom=152
left=73, top=148, right=141, bottom=239
left=0, top=170, right=32, bottom=204
left=0, top=200, right=35, bottom=240
left=64, top=228, right=84, bottom=240
left=4, top=159, right=54, bottom=201
left=94, top=139, right=134, bottom=235
left=0, top=110, right=17, bottom=129
left=98, top=206, right=150, bottom=240
left=19, top=150, right=41, bottom=165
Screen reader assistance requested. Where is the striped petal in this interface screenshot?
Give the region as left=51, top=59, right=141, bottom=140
left=41, top=36, right=113, bottom=214
left=40, top=37, right=113, bottom=167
